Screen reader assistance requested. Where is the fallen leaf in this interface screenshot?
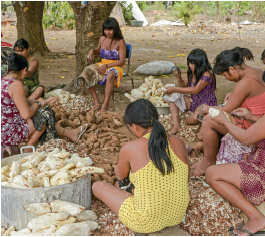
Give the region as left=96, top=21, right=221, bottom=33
left=44, top=60, right=54, bottom=62
left=2, top=36, right=8, bottom=38
left=147, top=42, right=152, bottom=44
left=60, top=69, right=67, bottom=72
left=23, top=7, right=28, bottom=12
left=138, top=59, right=143, bottom=61
left=176, top=54, right=186, bottom=57
left=86, top=32, right=94, bottom=37
left=51, top=38, right=57, bottom=40
left=167, top=53, right=172, bottom=54
left=57, top=76, right=65, bottom=79
left=168, top=56, right=175, bottom=58
left=69, top=56, right=74, bottom=59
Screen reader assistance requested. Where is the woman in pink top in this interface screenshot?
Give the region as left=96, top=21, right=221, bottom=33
left=192, top=47, right=265, bottom=176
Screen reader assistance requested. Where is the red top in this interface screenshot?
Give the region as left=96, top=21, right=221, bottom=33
left=1, top=78, right=29, bottom=146
left=235, top=77, right=265, bottom=130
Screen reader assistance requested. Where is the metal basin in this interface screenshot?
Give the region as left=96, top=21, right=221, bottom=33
left=1, top=153, right=91, bottom=230
left=156, top=106, right=170, bottom=115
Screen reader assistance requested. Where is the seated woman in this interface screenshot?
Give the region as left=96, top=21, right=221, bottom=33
left=1, top=53, right=87, bottom=157
left=92, top=99, right=190, bottom=234
left=193, top=47, right=265, bottom=176
left=77, top=17, right=126, bottom=112
left=164, top=48, right=217, bottom=134
left=206, top=110, right=265, bottom=236
left=217, top=107, right=261, bottom=164
left=14, top=38, right=44, bottom=100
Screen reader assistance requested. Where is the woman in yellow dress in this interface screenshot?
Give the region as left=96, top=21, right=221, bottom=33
left=92, top=99, right=190, bottom=234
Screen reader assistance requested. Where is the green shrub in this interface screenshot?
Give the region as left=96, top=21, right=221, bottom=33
left=172, top=2, right=202, bottom=26
left=121, top=1, right=134, bottom=25
left=42, top=1, right=75, bottom=29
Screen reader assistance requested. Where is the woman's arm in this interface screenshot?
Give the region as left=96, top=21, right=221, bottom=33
left=87, top=37, right=102, bottom=61
left=114, top=143, right=131, bottom=180
left=164, top=79, right=209, bottom=95
left=173, top=71, right=187, bottom=88
left=202, top=78, right=251, bottom=114
left=212, top=110, right=265, bottom=145
left=232, top=107, right=260, bottom=123
left=26, top=58, right=39, bottom=78
left=8, top=81, right=49, bottom=120
left=8, top=81, right=39, bottom=119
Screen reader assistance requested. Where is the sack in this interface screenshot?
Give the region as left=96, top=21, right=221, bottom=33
left=134, top=61, right=175, bottom=76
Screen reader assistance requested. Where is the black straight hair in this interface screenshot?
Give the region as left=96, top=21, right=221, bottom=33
left=123, top=99, right=174, bottom=175
left=102, top=17, right=124, bottom=50
left=14, top=38, right=29, bottom=51
left=8, top=52, right=28, bottom=72
left=213, top=46, right=254, bottom=75
left=187, top=48, right=216, bottom=88
left=261, top=49, right=265, bottom=61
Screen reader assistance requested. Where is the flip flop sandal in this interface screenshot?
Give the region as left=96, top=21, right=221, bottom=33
left=228, top=224, right=265, bottom=236
left=75, top=123, right=88, bottom=143
left=94, top=104, right=102, bottom=110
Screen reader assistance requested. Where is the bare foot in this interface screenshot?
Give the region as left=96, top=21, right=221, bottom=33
left=193, top=141, right=204, bottom=152
left=169, top=125, right=182, bottom=135
left=70, top=124, right=88, bottom=142
left=191, top=160, right=201, bottom=169
left=233, top=215, right=265, bottom=236
left=100, top=104, right=108, bottom=112
left=194, top=159, right=214, bottom=176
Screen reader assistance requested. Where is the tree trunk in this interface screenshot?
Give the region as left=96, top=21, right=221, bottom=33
left=13, top=1, right=49, bottom=56
left=64, top=1, right=116, bottom=93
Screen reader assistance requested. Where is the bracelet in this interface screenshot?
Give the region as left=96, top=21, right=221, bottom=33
left=34, top=101, right=41, bottom=107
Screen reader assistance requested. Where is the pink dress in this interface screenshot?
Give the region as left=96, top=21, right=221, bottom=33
left=239, top=139, right=265, bottom=206
left=1, top=78, right=29, bottom=146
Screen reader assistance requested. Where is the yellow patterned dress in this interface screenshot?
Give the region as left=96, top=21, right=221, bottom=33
left=119, top=133, right=190, bottom=233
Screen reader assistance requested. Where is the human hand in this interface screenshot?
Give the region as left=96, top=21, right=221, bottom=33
left=87, top=50, right=94, bottom=63
left=164, top=87, right=176, bottom=94
left=172, top=67, right=181, bottom=79
left=232, top=107, right=252, bottom=120
left=211, top=109, right=228, bottom=126
left=97, top=64, right=108, bottom=75
left=47, top=97, right=59, bottom=107
left=224, top=92, right=232, bottom=103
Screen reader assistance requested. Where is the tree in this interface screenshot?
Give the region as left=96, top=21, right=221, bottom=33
left=64, top=1, right=116, bottom=93
left=13, top=1, right=50, bottom=56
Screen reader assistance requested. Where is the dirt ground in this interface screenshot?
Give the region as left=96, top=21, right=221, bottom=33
left=1, top=16, right=265, bottom=235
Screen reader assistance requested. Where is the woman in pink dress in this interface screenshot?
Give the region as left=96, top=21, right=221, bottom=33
left=1, top=53, right=87, bottom=156
left=206, top=110, right=265, bottom=236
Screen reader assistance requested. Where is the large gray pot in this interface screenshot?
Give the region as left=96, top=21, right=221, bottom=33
left=1, top=153, right=91, bottom=230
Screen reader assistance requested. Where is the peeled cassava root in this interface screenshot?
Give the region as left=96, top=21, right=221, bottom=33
left=5, top=200, right=98, bottom=236
left=1, top=149, right=104, bottom=188
left=209, top=108, right=236, bottom=125
left=125, top=76, right=169, bottom=107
